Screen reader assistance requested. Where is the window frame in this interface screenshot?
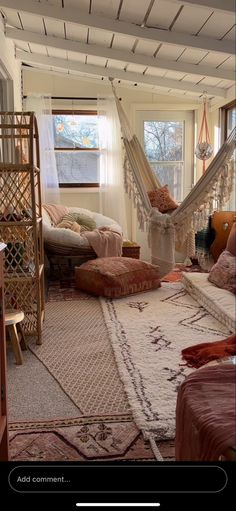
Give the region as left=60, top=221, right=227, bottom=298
left=136, top=110, right=194, bottom=202
left=221, top=100, right=236, bottom=142
left=52, top=109, right=100, bottom=188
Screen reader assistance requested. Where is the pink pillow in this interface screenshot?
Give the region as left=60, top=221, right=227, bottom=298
left=208, top=249, right=236, bottom=294
left=226, top=222, right=236, bottom=256
left=75, top=257, right=161, bottom=297
left=148, top=185, right=178, bottom=213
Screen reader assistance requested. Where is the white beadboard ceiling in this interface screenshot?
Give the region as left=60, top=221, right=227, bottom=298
left=0, top=0, right=235, bottom=99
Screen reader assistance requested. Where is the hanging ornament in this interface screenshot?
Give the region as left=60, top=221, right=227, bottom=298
left=195, top=94, right=213, bottom=172
left=56, top=122, right=65, bottom=133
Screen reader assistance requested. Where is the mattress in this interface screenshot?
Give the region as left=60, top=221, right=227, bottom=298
left=182, top=272, right=236, bottom=333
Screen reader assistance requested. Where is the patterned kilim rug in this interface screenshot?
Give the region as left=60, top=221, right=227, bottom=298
left=9, top=414, right=175, bottom=462
left=100, top=281, right=229, bottom=457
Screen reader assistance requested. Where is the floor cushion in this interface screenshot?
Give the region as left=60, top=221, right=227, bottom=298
left=75, top=257, right=161, bottom=297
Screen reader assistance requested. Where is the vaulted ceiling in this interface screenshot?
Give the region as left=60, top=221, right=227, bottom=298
left=1, top=0, right=235, bottom=99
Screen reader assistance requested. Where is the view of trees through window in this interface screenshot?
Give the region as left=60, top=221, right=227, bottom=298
left=227, top=107, right=236, bottom=137
left=53, top=112, right=99, bottom=186
left=144, top=120, right=184, bottom=201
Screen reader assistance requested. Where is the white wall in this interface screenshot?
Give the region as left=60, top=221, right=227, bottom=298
left=60, top=189, right=99, bottom=211
left=0, top=18, right=21, bottom=109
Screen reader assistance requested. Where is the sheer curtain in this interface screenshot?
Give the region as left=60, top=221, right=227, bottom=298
left=97, top=95, right=128, bottom=238
left=24, top=94, right=60, bottom=204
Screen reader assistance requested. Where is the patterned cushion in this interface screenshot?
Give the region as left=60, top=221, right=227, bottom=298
left=61, top=212, right=96, bottom=231
left=208, top=250, right=236, bottom=294
left=226, top=222, right=236, bottom=257
left=148, top=185, right=178, bottom=213
left=75, top=257, right=161, bottom=297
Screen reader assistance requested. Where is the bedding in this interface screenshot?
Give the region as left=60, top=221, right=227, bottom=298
left=182, top=272, right=236, bottom=333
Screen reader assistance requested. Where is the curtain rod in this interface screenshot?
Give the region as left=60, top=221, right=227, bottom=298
left=23, top=95, right=122, bottom=100
left=23, top=96, right=97, bottom=100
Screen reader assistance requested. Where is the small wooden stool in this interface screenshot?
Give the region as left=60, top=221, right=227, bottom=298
left=5, top=310, right=27, bottom=365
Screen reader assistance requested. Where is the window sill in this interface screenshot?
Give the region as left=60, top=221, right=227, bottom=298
left=59, top=187, right=99, bottom=194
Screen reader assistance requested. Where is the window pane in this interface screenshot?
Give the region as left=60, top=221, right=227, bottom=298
left=55, top=151, right=99, bottom=184
left=227, top=108, right=236, bottom=136
left=150, top=162, right=183, bottom=202
left=53, top=115, right=98, bottom=149
left=144, top=121, right=183, bottom=161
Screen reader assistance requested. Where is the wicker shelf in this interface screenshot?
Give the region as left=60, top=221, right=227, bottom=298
left=0, top=112, right=44, bottom=344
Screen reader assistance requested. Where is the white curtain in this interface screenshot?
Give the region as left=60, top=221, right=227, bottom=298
left=24, top=94, right=60, bottom=204
left=97, top=95, right=128, bottom=238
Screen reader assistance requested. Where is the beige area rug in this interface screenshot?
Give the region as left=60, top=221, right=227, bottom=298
left=28, top=300, right=130, bottom=416
left=100, top=282, right=230, bottom=452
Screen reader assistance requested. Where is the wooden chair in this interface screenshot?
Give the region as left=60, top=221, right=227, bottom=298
left=5, top=310, right=27, bottom=365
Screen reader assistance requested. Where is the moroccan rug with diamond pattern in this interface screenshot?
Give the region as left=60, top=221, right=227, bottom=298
left=100, top=281, right=230, bottom=451
left=28, top=298, right=130, bottom=416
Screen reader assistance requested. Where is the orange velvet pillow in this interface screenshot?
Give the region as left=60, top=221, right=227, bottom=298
left=75, top=257, right=161, bottom=297
left=148, top=185, right=178, bottom=213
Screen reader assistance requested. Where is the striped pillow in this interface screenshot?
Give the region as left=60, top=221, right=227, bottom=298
left=60, top=212, right=96, bottom=231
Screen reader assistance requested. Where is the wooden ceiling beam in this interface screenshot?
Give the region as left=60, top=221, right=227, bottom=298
left=0, top=0, right=234, bottom=55
left=173, top=0, right=235, bottom=15
left=16, top=49, right=227, bottom=97
left=6, top=27, right=235, bottom=81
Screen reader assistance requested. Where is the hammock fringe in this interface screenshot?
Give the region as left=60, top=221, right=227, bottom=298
left=114, top=82, right=235, bottom=276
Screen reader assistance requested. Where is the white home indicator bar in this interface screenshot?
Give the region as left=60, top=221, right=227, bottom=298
left=76, top=504, right=160, bottom=508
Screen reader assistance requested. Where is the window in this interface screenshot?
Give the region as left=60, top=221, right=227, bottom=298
left=221, top=100, right=236, bottom=141
left=137, top=110, right=193, bottom=202
left=53, top=110, right=100, bottom=187
left=144, top=120, right=184, bottom=202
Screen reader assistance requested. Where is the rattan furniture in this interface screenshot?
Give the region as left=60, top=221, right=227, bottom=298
left=5, top=310, right=27, bottom=365
left=122, top=242, right=140, bottom=259
left=0, top=112, right=45, bottom=344
left=0, top=243, right=8, bottom=460
left=42, top=205, right=123, bottom=277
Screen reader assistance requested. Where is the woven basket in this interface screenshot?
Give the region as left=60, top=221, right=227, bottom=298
left=122, top=244, right=140, bottom=259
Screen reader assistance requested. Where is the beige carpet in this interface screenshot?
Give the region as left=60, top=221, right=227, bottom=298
left=7, top=350, right=81, bottom=421
left=28, top=300, right=130, bottom=416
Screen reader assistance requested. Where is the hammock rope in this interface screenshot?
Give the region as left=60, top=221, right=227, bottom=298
left=195, top=98, right=213, bottom=173
left=111, top=82, right=235, bottom=277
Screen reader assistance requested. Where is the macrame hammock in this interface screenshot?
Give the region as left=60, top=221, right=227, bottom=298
left=111, top=82, right=235, bottom=277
